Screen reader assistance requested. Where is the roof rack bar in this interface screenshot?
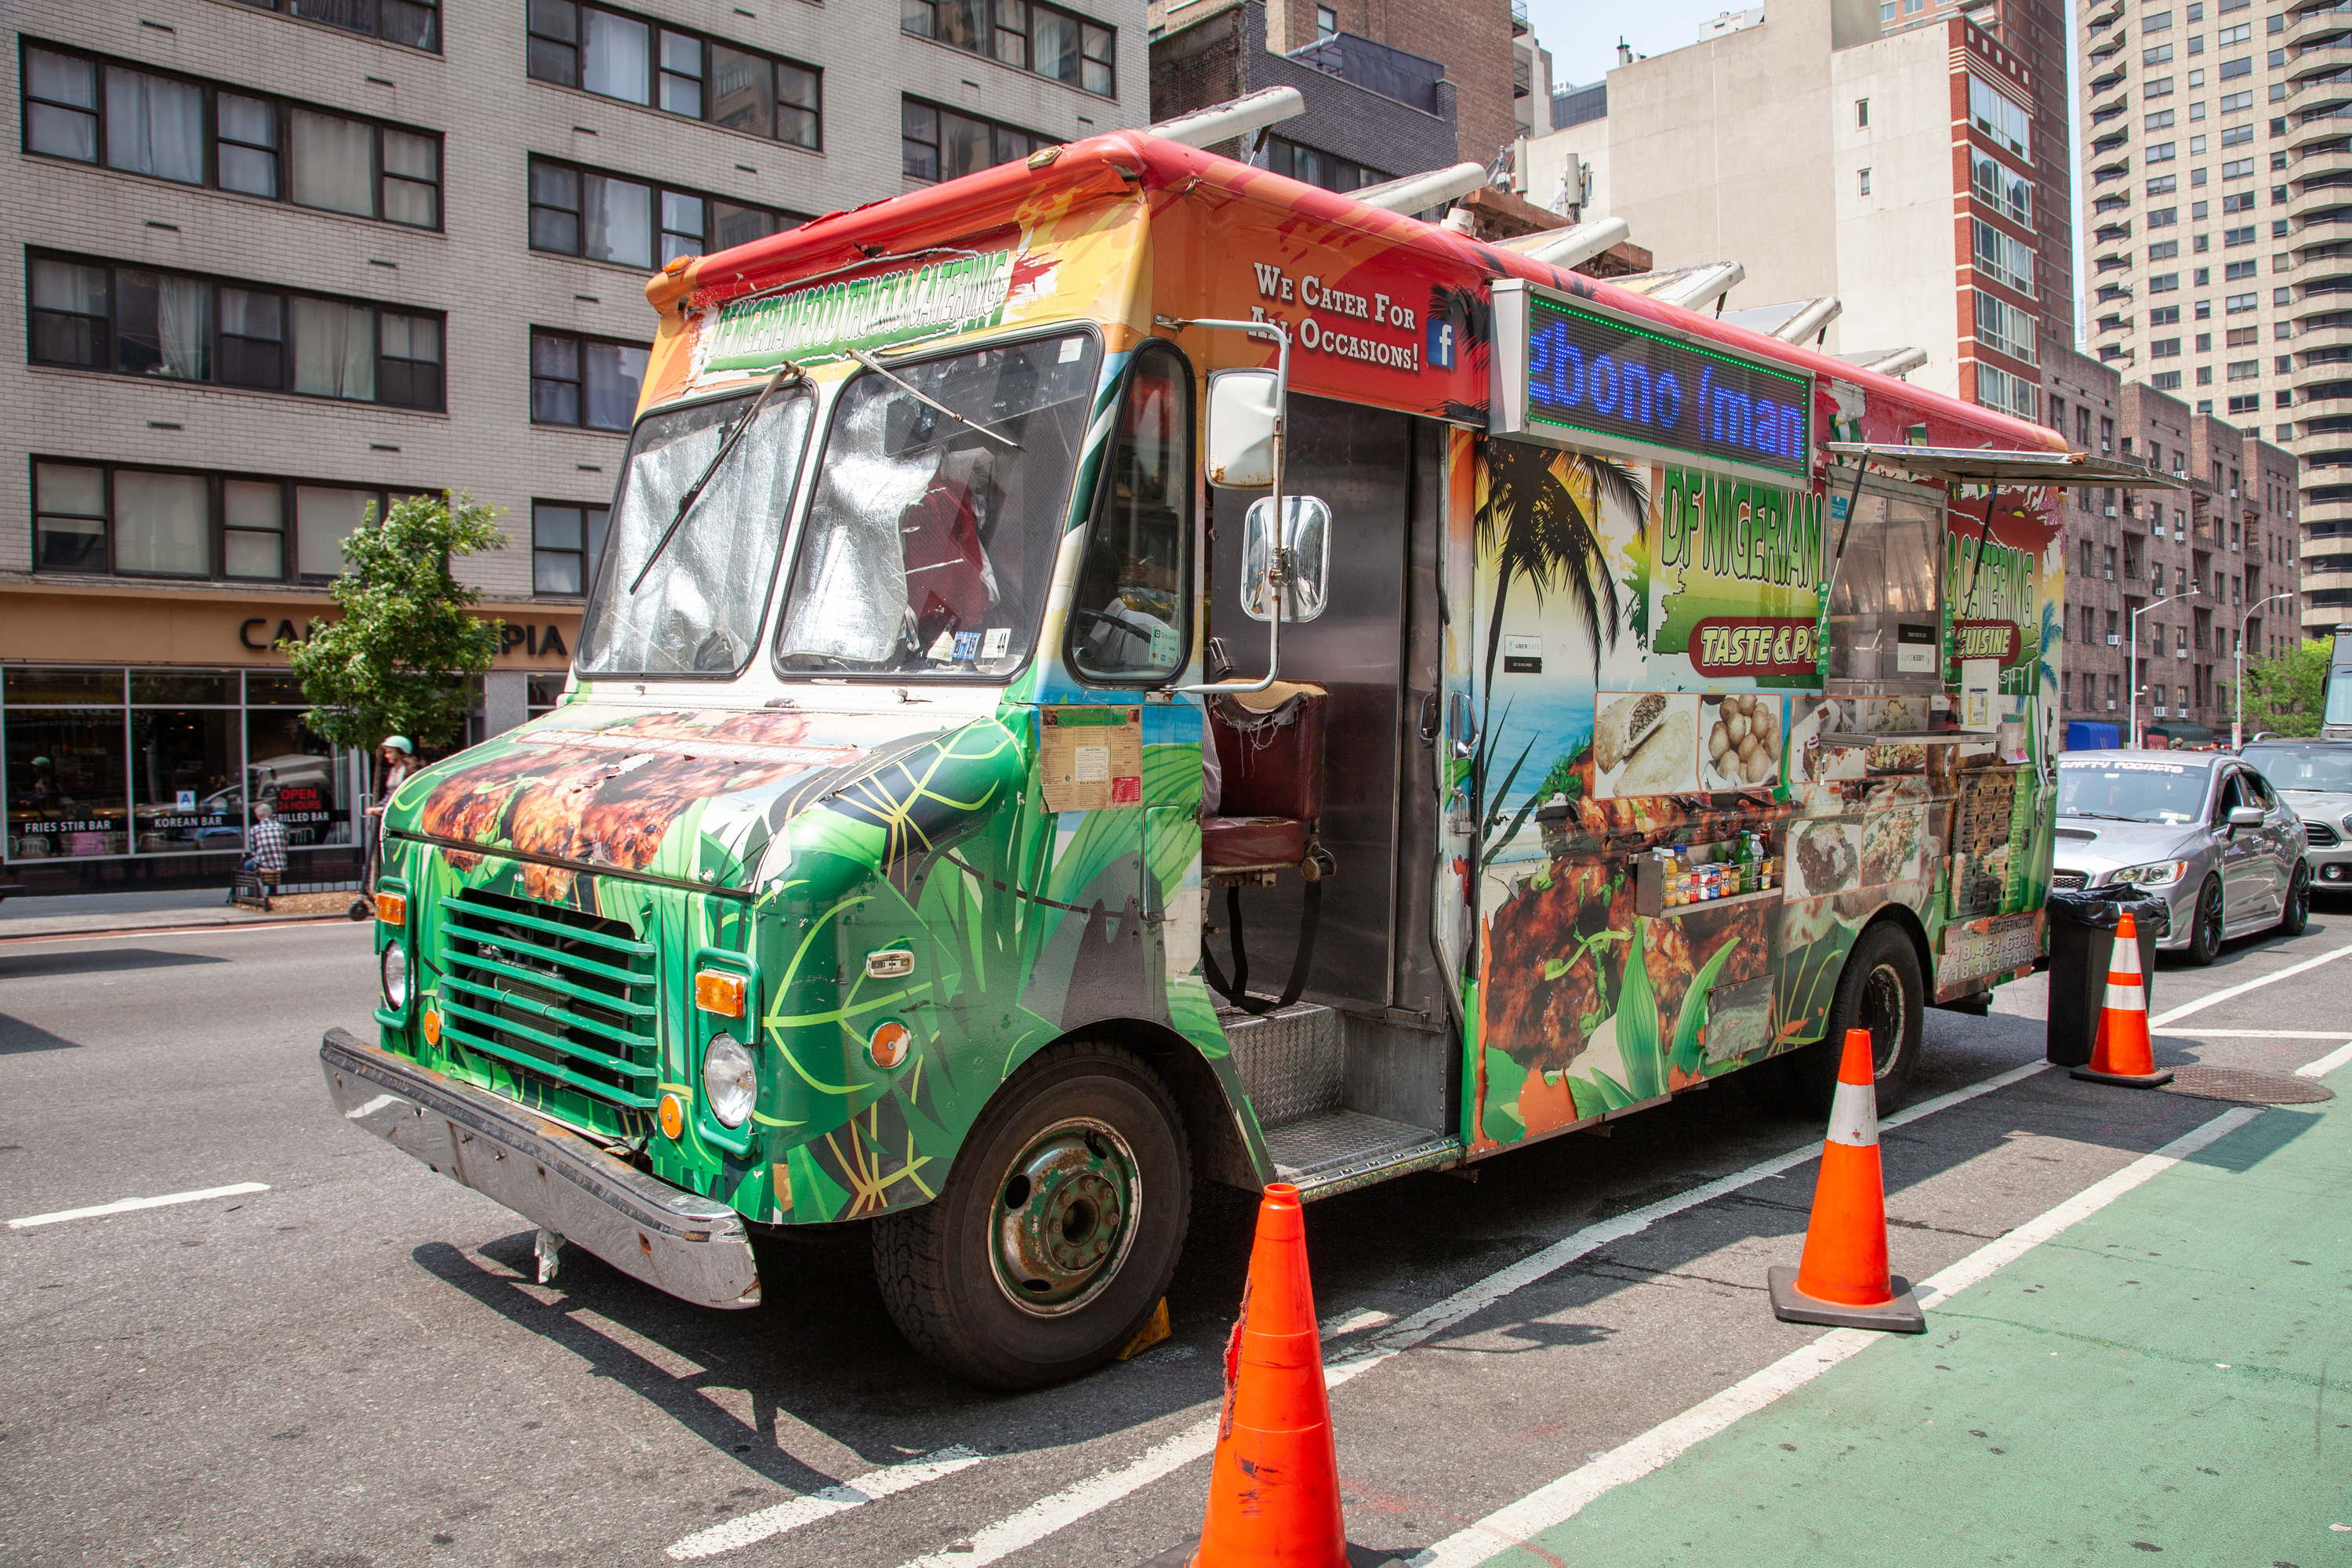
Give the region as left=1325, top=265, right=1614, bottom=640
left=1149, top=86, right=1305, bottom=149
left=1353, top=162, right=1487, bottom=213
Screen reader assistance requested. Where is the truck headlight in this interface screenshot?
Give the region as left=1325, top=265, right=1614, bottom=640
left=2111, top=860, right=2189, bottom=888
left=380, top=942, right=412, bottom=1011
left=702, top=1033, right=757, bottom=1128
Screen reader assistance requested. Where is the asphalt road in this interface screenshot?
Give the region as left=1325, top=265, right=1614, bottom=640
left=2, top=901, right=2348, bottom=1568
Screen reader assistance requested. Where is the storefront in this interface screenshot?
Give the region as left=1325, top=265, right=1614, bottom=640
left=0, top=584, right=575, bottom=894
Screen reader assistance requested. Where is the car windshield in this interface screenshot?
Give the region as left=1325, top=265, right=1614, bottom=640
left=2243, top=744, right=2352, bottom=792
left=2056, top=758, right=2212, bottom=824
left=576, top=387, right=816, bottom=677
left=773, top=331, right=1099, bottom=677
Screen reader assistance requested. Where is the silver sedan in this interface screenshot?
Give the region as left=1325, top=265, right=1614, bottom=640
left=2053, top=749, right=2311, bottom=964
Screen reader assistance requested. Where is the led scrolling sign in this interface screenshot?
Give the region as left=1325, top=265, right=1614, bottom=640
left=1489, top=281, right=1814, bottom=483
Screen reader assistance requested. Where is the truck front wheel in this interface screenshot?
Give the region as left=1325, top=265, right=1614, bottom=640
left=872, top=1040, right=1191, bottom=1388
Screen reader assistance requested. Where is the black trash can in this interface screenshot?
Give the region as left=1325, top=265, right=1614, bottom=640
left=2044, top=890, right=2169, bottom=1067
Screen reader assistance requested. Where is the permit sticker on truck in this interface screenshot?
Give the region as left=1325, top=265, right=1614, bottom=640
left=1039, top=706, right=1144, bottom=811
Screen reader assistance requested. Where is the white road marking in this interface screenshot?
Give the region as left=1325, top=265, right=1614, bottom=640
left=1320, top=1308, right=1396, bottom=1338
left=1405, top=1104, right=2263, bottom=1568
left=2148, top=940, right=2352, bottom=1028
left=0, top=919, right=361, bottom=947
left=2296, top=1039, right=2352, bottom=1080
left=886, top=1058, right=2052, bottom=1567
left=665, top=1446, right=983, bottom=1560
left=2155, top=1029, right=2352, bottom=1039
left=894, top=1423, right=1218, bottom=1568
left=7, top=1181, right=270, bottom=1229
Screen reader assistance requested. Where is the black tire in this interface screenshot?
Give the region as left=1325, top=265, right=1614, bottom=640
left=1776, top=920, right=1924, bottom=1118
left=2187, top=875, right=2226, bottom=966
left=871, top=1040, right=1190, bottom=1389
left=2279, top=861, right=2312, bottom=938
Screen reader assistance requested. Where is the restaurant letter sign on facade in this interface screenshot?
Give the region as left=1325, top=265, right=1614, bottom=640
left=1488, top=280, right=1814, bottom=485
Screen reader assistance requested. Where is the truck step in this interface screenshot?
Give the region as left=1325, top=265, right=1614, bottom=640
left=1265, top=1110, right=1461, bottom=1200
left=1218, top=1000, right=1342, bottom=1129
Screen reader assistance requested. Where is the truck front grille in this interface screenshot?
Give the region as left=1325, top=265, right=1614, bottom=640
left=436, top=887, right=659, bottom=1109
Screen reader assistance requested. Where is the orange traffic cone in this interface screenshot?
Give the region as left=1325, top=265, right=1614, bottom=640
left=1767, top=1028, right=1926, bottom=1334
left=2071, top=912, right=2173, bottom=1087
left=1191, top=1182, right=1347, bottom=1568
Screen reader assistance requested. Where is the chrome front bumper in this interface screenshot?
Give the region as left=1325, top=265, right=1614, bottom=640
left=320, top=1029, right=760, bottom=1310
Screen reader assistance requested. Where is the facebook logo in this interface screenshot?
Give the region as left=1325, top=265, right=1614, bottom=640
left=1427, top=317, right=1455, bottom=369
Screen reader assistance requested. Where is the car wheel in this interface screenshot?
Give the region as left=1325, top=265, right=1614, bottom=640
left=2279, top=861, right=2311, bottom=937
left=2187, top=875, right=2227, bottom=965
left=1775, top=920, right=1924, bottom=1118
left=871, top=1040, right=1190, bottom=1390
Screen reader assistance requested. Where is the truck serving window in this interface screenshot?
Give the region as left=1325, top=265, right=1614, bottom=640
left=774, top=330, right=1099, bottom=677
left=1828, top=486, right=1943, bottom=691
left=575, top=386, right=815, bottom=676
left=1066, top=341, right=1192, bottom=684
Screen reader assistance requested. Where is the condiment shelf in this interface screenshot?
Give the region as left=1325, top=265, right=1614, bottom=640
left=1659, top=884, right=1784, bottom=916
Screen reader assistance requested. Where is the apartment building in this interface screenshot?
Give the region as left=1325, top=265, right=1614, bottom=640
left=1515, top=0, right=2072, bottom=424
left=0, top=0, right=1147, bottom=892
left=2074, top=0, right=2352, bottom=633
left=2045, top=344, right=2303, bottom=739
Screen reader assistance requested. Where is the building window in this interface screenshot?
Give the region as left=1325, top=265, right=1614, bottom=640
left=1265, top=135, right=1389, bottom=192
left=902, top=0, right=1116, bottom=97
left=2152, top=369, right=2184, bottom=389
left=228, top=0, right=439, bottom=49
left=1969, top=75, right=2031, bottom=156
left=1317, top=4, right=1338, bottom=36
left=1975, top=290, right=2037, bottom=365
left=1859, top=167, right=1871, bottom=196
left=527, top=156, right=797, bottom=267
left=27, top=252, right=445, bottom=411
left=900, top=98, right=1048, bottom=183
left=1973, top=219, right=2036, bottom=296
left=29, top=459, right=415, bottom=583
left=524, top=2, right=821, bottom=148
left=1976, top=362, right=2036, bottom=420
left=529, top=328, right=650, bottom=431
left=22, top=42, right=441, bottom=229
left=532, top=499, right=612, bottom=595
left=1971, top=150, right=2031, bottom=224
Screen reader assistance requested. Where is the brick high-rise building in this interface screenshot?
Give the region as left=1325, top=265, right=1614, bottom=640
left=0, top=0, right=1149, bottom=893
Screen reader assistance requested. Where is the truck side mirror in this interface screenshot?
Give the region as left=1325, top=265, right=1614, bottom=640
left=1206, top=369, right=1280, bottom=488
left=1241, top=495, right=1332, bottom=622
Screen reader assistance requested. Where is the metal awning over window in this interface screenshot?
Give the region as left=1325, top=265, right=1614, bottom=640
left=1825, top=442, right=2194, bottom=490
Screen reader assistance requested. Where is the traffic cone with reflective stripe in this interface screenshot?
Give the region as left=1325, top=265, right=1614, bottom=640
left=1189, top=1181, right=1347, bottom=1568
left=1767, top=1028, right=1926, bottom=1334
left=2071, top=912, right=2173, bottom=1087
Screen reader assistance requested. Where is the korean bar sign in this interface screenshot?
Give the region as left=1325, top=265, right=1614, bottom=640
left=1490, top=280, right=1813, bottom=484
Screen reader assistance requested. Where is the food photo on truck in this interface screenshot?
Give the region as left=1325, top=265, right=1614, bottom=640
left=318, top=119, right=2175, bottom=1389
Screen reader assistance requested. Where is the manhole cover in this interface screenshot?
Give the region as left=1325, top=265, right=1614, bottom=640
left=2161, top=1065, right=2336, bottom=1105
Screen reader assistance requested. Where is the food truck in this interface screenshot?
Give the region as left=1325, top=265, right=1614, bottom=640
left=321, top=126, right=2132, bottom=1388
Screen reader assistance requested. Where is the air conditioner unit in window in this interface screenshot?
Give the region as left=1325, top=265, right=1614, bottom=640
left=2107, top=699, right=2119, bottom=710
left=2107, top=633, right=2122, bottom=644
left=2104, top=506, right=2118, bottom=516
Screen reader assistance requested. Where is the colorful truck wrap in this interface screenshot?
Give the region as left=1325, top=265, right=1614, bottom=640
left=323, top=129, right=2078, bottom=1388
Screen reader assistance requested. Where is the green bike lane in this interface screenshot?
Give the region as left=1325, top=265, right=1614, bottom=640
left=1458, top=1064, right=2352, bottom=1567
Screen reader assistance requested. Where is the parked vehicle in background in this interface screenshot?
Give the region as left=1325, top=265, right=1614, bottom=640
left=2327, top=627, right=2352, bottom=742
left=2054, top=750, right=2310, bottom=963
left=2239, top=739, right=2352, bottom=894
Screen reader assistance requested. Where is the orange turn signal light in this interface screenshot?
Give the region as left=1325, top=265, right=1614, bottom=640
left=659, top=1093, right=685, bottom=1140
left=421, top=1006, right=441, bottom=1047
left=375, top=891, right=407, bottom=927
left=694, top=969, right=746, bottom=1019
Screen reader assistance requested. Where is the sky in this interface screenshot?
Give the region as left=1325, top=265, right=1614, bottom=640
left=1526, top=0, right=1746, bottom=90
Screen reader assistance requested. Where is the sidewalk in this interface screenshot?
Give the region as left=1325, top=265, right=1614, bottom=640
left=1504, top=1069, right=2352, bottom=1565
left=0, top=886, right=365, bottom=938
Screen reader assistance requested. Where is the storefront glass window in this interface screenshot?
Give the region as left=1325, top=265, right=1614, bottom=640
left=5, top=675, right=130, bottom=860
left=130, top=706, right=241, bottom=852
left=245, top=707, right=354, bottom=848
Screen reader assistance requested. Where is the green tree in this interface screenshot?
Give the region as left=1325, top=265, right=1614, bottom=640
left=1473, top=441, right=1644, bottom=691
left=2241, top=637, right=2330, bottom=738
left=281, top=491, right=506, bottom=792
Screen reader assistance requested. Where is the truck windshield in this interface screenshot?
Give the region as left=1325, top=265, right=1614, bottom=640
left=774, top=330, right=1099, bottom=677
left=576, top=387, right=815, bottom=677
left=2056, top=759, right=2209, bottom=824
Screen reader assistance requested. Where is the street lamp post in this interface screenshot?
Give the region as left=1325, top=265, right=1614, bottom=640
left=2234, top=590, right=2296, bottom=750
left=2129, top=586, right=2200, bottom=748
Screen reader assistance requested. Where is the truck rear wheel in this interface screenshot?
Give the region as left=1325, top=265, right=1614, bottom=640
left=872, top=1040, right=1191, bottom=1388
left=1775, top=920, right=1923, bottom=1118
